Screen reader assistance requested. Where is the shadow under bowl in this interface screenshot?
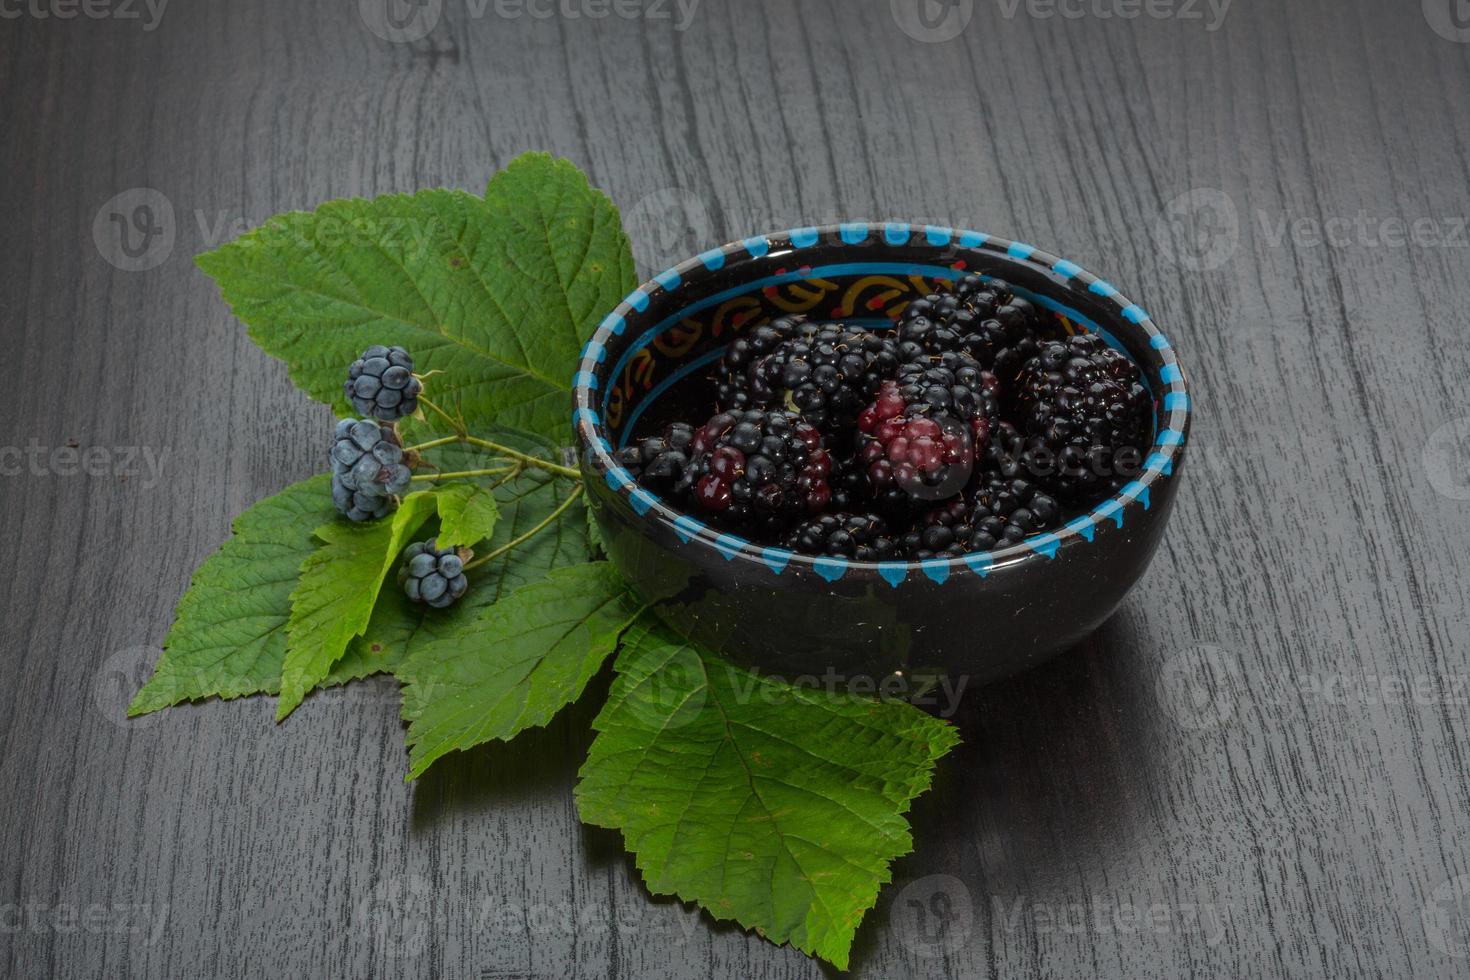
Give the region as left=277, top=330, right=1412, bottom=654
left=573, top=223, right=1191, bottom=683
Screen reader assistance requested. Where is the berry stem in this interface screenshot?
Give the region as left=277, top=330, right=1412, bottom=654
left=460, top=436, right=581, bottom=480
left=484, top=464, right=525, bottom=489
left=409, top=466, right=517, bottom=483
left=464, top=484, right=584, bottom=570
left=417, top=395, right=468, bottom=436
left=403, top=436, right=460, bottom=453
left=401, top=395, right=581, bottom=480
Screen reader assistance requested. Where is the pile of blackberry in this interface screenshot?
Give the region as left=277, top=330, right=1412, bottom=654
left=620, top=274, right=1152, bottom=560
left=715, top=315, right=899, bottom=430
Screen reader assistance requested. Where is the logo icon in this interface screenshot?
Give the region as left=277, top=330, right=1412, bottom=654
left=356, top=874, right=433, bottom=957
left=91, top=646, right=165, bottom=730
left=1155, top=644, right=1242, bottom=731
left=623, top=188, right=717, bottom=275
left=1424, top=418, right=1470, bottom=501
left=92, top=188, right=175, bottom=272
left=1424, top=0, right=1470, bottom=42
left=890, top=874, right=973, bottom=957
left=1154, top=188, right=1239, bottom=272
left=890, top=0, right=975, bottom=43
left=1424, top=874, right=1470, bottom=957
left=617, top=637, right=708, bottom=731
left=889, top=413, right=976, bottom=502
left=359, top=0, right=443, bottom=43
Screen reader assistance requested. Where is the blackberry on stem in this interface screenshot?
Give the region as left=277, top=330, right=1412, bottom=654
left=398, top=538, right=470, bottom=608
left=329, top=418, right=411, bottom=521
left=346, top=345, right=422, bottom=421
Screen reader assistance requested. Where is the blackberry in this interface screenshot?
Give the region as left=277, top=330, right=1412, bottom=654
left=345, top=345, right=423, bottom=421
left=822, top=448, right=926, bottom=521
left=895, top=275, right=1046, bottom=377
left=331, top=476, right=391, bottom=522
left=827, top=453, right=877, bottom=511
left=784, top=511, right=898, bottom=562
left=969, top=474, right=1061, bottom=541
left=714, top=316, right=797, bottom=409
left=397, top=538, right=469, bottom=608
left=854, top=379, right=978, bottom=505
left=981, top=420, right=1045, bottom=481
left=676, top=409, right=832, bottom=532
left=1011, top=332, right=1151, bottom=502
left=900, top=499, right=974, bottom=559
left=616, top=422, right=695, bottom=495
left=329, top=418, right=412, bottom=521
left=892, top=351, right=1000, bottom=441
left=984, top=419, right=1112, bottom=503
left=715, top=316, right=899, bottom=429
left=900, top=477, right=1061, bottom=559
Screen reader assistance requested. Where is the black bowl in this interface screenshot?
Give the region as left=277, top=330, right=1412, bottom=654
left=573, top=224, right=1190, bottom=683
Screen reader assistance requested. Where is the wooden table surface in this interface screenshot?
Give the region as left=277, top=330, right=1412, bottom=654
left=5, top=0, right=1470, bottom=976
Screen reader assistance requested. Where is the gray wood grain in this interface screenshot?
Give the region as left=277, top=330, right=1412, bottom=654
left=3, top=0, right=1470, bottom=976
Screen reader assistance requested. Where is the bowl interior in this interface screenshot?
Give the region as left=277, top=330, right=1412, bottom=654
left=575, top=224, right=1189, bottom=573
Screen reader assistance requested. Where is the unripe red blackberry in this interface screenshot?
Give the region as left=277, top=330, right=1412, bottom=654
left=854, top=379, right=977, bottom=505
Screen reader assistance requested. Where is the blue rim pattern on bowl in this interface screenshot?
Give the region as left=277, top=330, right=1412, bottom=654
left=572, top=224, right=1190, bottom=585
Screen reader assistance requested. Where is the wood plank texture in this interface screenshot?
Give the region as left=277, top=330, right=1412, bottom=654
left=2, top=0, right=1469, bottom=976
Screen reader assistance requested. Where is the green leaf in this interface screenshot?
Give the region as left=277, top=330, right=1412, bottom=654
left=323, top=446, right=590, bottom=688
left=398, top=563, right=643, bottom=779
left=194, top=152, right=635, bottom=440
left=574, top=619, right=961, bottom=970
left=275, top=492, right=439, bottom=720
left=432, top=480, right=500, bottom=548
left=128, top=476, right=338, bottom=716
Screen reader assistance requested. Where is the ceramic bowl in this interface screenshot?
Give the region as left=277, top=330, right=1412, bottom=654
left=572, top=223, right=1190, bottom=683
